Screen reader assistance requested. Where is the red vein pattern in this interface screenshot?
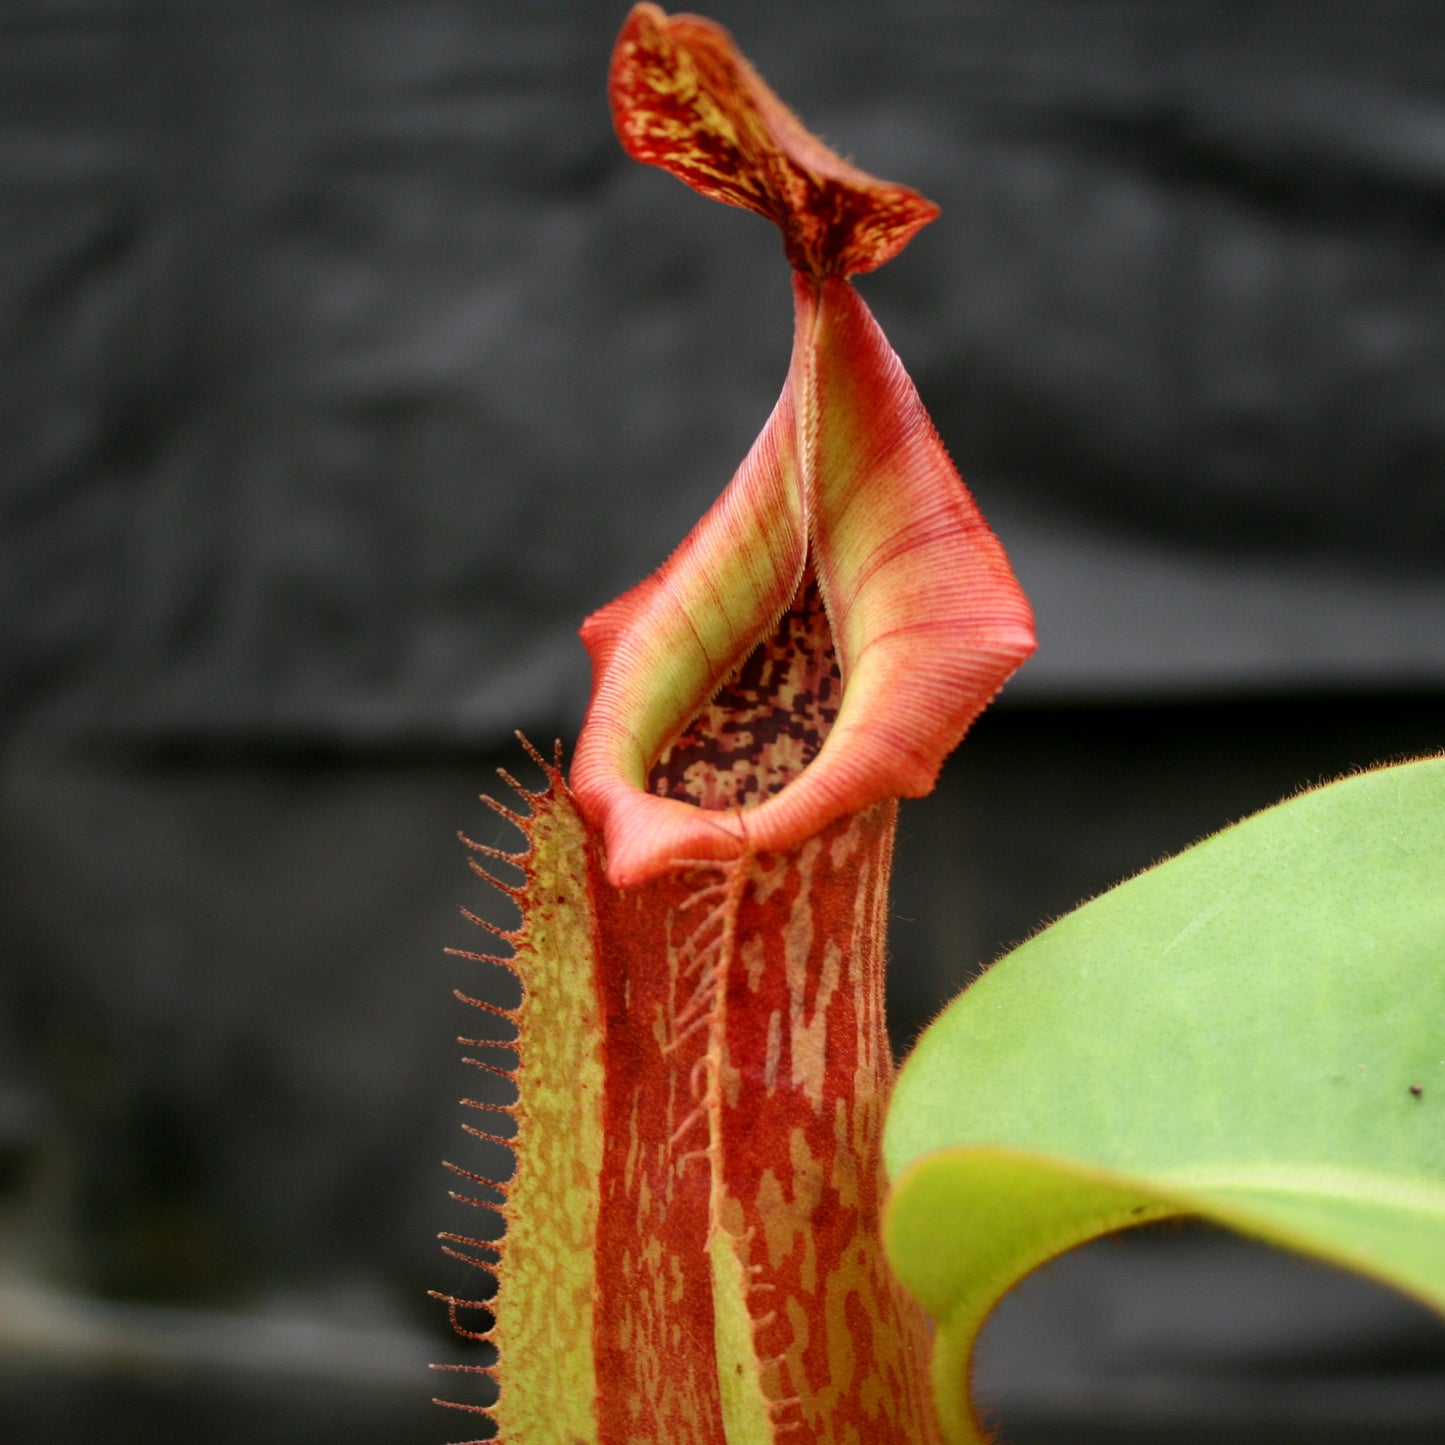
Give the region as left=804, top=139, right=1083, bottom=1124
left=583, top=583, right=940, bottom=1441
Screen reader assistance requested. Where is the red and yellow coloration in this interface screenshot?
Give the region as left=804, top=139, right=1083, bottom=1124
left=437, top=7, right=1034, bottom=1442
left=574, top=6, right=1035, bottom=889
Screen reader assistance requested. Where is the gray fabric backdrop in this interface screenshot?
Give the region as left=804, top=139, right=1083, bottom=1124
left=5, top=0, right=1445, bottom=743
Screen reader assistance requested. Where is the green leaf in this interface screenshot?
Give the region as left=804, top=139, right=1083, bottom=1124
left=882, top=756, right=1445, bottom=1443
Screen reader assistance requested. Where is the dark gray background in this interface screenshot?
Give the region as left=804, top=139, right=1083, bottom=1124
left=2, top=2, right=1443, bottom=1441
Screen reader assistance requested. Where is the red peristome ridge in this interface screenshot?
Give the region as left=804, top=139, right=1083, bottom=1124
left=610, top=3, right=939, bottom=277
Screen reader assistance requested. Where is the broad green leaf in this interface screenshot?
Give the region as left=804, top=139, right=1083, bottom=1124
left=882, top=756, right=1445, bottom=1443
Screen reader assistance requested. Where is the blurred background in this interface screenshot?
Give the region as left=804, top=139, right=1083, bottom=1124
left=3, top=1, right=1444, bottom=1440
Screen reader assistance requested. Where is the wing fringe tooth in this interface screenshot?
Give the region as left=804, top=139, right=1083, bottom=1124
left=457, top=832, right=526, bottom=864
left=440, top=1244, right=499, bottom=1274
left=512, top=729, right=564, bottom=779
left=445, top=1159, right=513, bottom=1188
left=438, top=1230, right=502, bottom=1256
left=460, top=1057, right=515, bottom=1081
left=452, top=987, right=519, bottom=1014
left=494, top=767, right=535, bottom=801
left=454, top=1128, right=513, bottom=1149
left=457, top=907, right=516, bottom=944
left=449, top=1189, right=509, bottom=1213
left=479, top=794, right=529, bottom=829
left=456, top=1035, right=518, bottom=1052
left=428, top=1291, right=495, bottom=1342
left=452, top=1142, right=514, bottom=1182
left=466, top=858, right=526, bottom=900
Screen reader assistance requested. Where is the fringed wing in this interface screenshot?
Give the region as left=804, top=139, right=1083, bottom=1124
left=434, top=744, right=605, bottom=1443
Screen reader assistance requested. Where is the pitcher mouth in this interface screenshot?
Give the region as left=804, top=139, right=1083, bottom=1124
left=570, top=279, right=1034, bottom=889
